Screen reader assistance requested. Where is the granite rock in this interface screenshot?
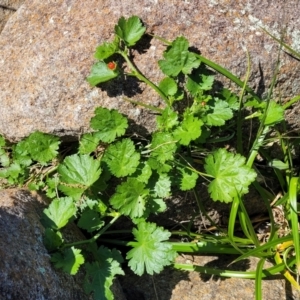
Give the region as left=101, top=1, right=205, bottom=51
left=120, top=254, right=300, bottom=300
left=0, top=189, right=126, bottom=300
left=0, top=0, right=300, bottom=141
left=0, top=0, right=24, bottom=32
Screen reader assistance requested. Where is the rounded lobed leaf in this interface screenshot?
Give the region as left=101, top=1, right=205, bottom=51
left=86, top=61, right=119, bottom=86
left=103, top=139, right=140, bottom=177
left=204, top=148, right=257, bottom=203
left=90, top=107, right=128, bottom=143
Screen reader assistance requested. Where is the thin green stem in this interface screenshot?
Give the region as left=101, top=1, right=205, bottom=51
left=199, top=255, right=297, bottom=279
left=118, top=50, right=169, bottom=105
left=63, top=213, right=120, bottom=248
left=247, top=126, right=270, bottom=168
left=260, top=27, right=300, bottom=60
left=123, top=97, right=164, bottom=113
left=194, top=189, right=250, bottom=253
left=170, top=241, right=247, bottom=255
left=174, top=258, right=293, bottom=279
left=174, top=160, right=213, bottom=179
left=255, top=258, right=266, bottom=300
left=233, top=235, right=293, bottom=264
left=237, top=49, right=251, bottom=155
left=227, top=197, right=249, bottom=254
left=247, top=34, right=282, bottom=169
left=252, top=181, right=277, bottom=245
left=148, top=34, right=172, bottom=45
left=98, top=238, right=250, bottom=255
left=238, top=195, right=260, bottom=247
left=289, top=177, right=300, bottom=273
left=283, top=94, right=300, bottom=110
left=259, top=147, right=287, bottom=192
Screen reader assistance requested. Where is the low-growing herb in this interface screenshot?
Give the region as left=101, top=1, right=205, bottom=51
left=1, top=15, right=300, bottom=300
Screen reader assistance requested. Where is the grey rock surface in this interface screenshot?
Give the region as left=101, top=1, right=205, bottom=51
left=0, top=0, right=300, bottom=141
left=0, top=189, right=126, bottom=300
left=0, top=0, right=23, bottom=32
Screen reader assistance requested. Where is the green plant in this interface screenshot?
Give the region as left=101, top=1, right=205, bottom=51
left=1, top=16, right=300, bottom=300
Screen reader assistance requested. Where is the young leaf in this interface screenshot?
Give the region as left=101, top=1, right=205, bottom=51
left=244, top=98, right=264, bottom=109
left=158, top=77, right=178, bottom=96
left=127, top=221, right=177, bottom=276
left=78, top=197, right=104, bottom=212
left=43, top=228, right=63, bottom=252
left=114, top=16, right=146, bottom=46
left=90, top=107, right=128, bottom=143
left=86, top=61, right=119, bottom=86
left=94, top=42, right=118, bottom=60
left=77, top=209, right=104, bottom=232
left=0, top=136, right=10, bottom=167
left=41, top=197, right=76, bottom=230
left=84, top=246, right=124, bottom=300
left=150, top=132, right=177, bottom=163
left=58, top=154, right=102, bottom=200
left=204, top=148, right=256, bottom=203
left=16, top=131, right=60, bottom=165
left=198, top=74, right=214, bottom=90
left=92, top=245, right=124, bottom=265
left=51, top=247, right=84, bottom=275
left=186, top=70, right=214, bottom=96
left=28, top=180, right=45, bottom=191
left=110, top=178, right=149, bottom=218
left=152, top=173, right=171, bottom=198
left=0, top=151, right=9, bottom=167
left=12, top=142, right=32, bottom=166
left=205, top=99, right=233, bottom=126
left=219, top=88, right=239, bottom=110
left=147, top=157, right=173, bottom=173
left=0, top=136, right=5, bottom=147
left=156, top=107, right=179, bottom=131
left=173, top=115, right=203, bottom=145
left=177, top=167, right=199, bottom=191
left=79, top=133, right=101, bottom=155
left=134, top=161, right=152, bottom=184
left=45, top=176, right=60, bottom=199
left=263, top=100, right=284, bottom=126
left=158, top=36, right=200, bottom=76
left=146, top=198, right=167, bottom=214
left=103, top=139, right=140, bottom=177
left=268, top=159, right=289, bottom=170
left=0, top=162, right=23, bottom=182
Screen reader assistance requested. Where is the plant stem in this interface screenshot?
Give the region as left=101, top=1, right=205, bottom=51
left=246, top=126, right=270, bottom=168
left=237, top=49, right=251, bottom=155
left=62, top=213, right=120, bottom=248
left=98, top=238, right=249, bottom=255
left=274, top=251, right=300, bottom=289
left=118, top=50, right=169, bottom=105
left=288, top=177, right=300, bottom=273
left=170, top=241, right=247, bottom=254
left=283, top=94, right=300, bottom=110
left=173, top=261, right=286, bottom=279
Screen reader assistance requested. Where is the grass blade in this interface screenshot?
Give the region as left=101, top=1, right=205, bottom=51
left=261, top=27, right=300, bottom=60
left=237, top=49, right=251, bottom=155
left=255, top=258, right=266, bottom=300
left=174, top=258, right=296, bottom=279
left=195, top=53, right=260, bottom=101
left=288, top=177, right=300, bottom=273
left=238, top=195, right=260, bottom=247
left=233, top=235, right=293, bottom=263
left=274, top=251, right=300, bottom=289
